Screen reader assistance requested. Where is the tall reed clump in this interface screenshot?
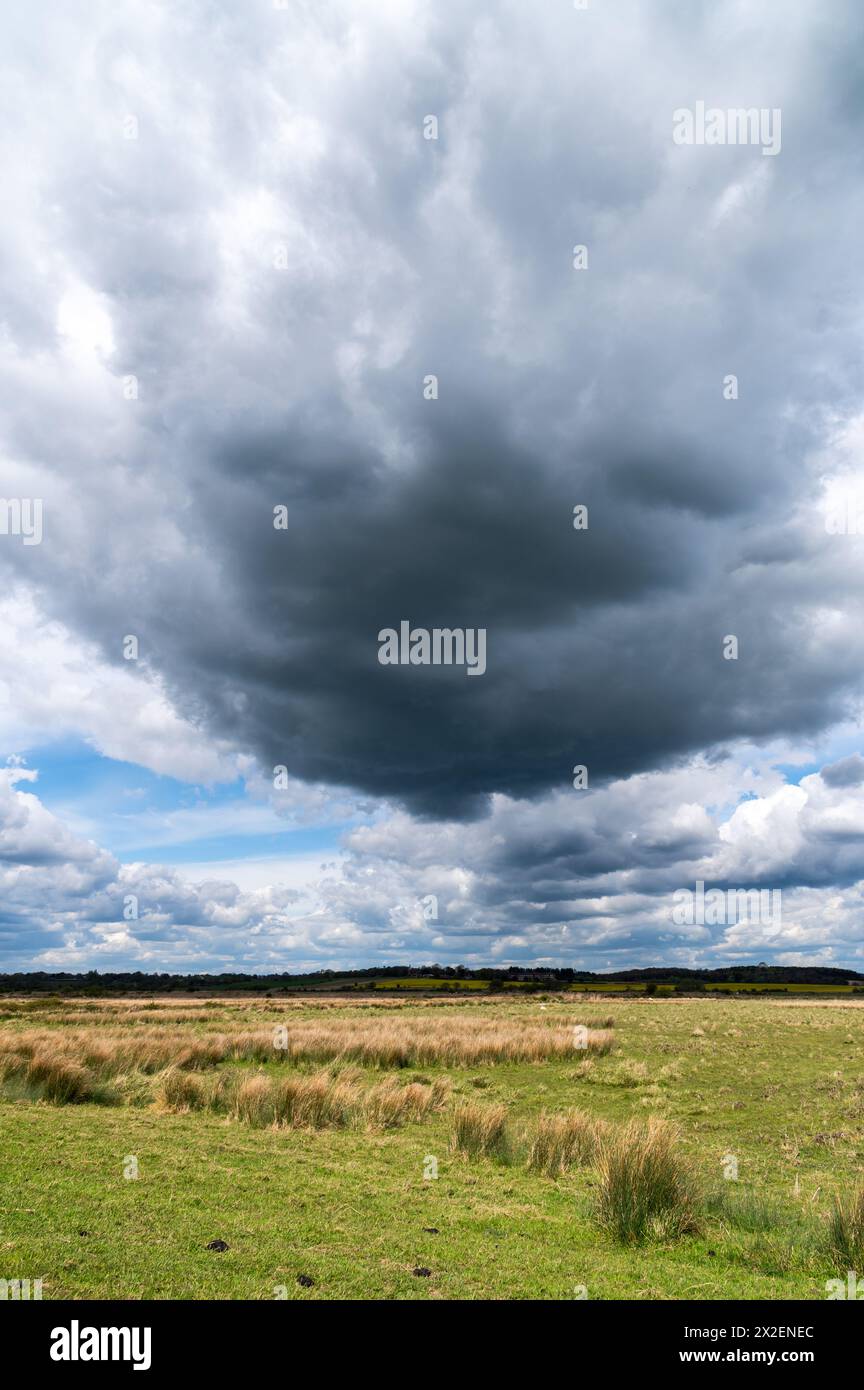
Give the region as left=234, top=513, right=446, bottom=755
left=451, top=1101, right=510, bottom=1160
left=159, top=1067, right=210, bottom=1113
left=0, top=1047, right=29, bottom=1082
left=594, top=1118, right=700, bottom=1243
left=364, top=1075, right=451, bottom=1128
left=233, top=1074, right=278, bottom=1127
left=159, top=1066, right=451, bottom=1131
left=827, top=1187, right=864, bottom=1269
left=25, top=1052, right=94, bottom=1104
left=253, top=1018, right=615, bottom=1068
left=527, top=1110, right=609, bottom=1177
left=0, top=1015, right=616, bottom=1074
left=271, top=1073, right=356, bottom=1129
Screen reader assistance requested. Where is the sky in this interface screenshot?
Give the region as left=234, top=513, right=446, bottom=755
left=2, top=0, right=864, bottom=975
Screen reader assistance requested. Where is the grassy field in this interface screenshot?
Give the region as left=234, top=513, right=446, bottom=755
left=2, top=992, right=864, bottom=1300
left=373, top=977, right=488, bottom=990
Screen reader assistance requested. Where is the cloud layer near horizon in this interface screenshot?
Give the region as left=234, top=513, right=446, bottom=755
left=2, top=749, right=864, bottom=974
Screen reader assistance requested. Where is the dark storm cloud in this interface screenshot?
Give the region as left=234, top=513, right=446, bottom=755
left=3, top=0, right=864, bottom=820
left=822, top=755, right=864, bottom=789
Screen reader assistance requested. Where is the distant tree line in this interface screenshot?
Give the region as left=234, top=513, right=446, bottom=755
left=0, top=962, right=861, bottom=995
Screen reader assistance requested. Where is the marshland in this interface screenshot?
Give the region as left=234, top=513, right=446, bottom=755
left=1, top=991, right=863, bottom=1299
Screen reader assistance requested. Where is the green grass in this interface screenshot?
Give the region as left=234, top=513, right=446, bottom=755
left=567, top=982, right=860, bottom=994
left=707, top=983, right=858, bottom=994
left=373, top=978, right=487, bottom=990
left=567, top=983, right=678, bottom=993
left=2, top=994, right=864, bottom=1299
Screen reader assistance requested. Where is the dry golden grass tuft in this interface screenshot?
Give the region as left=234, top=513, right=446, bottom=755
left=270, top=1073, right=356, bottom=1129
left=527, top=1109, right=609, bottom=1177
left=23, top=1053, right=94, bottom=1104
left=159, top=1067, right=209, bottom=1113
left=364, top=1074, right=451, bottom=1128
left=157, top=1066, right=453, bottom=1132
left=451, top=1100, right=510, bottom=1159
left=0, top=1015, right=614, bottom=1075
left=267, top=1017, right=610, bottom=1067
